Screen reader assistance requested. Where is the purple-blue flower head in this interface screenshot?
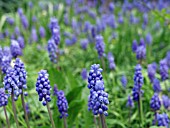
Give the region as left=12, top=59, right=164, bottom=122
left=147, top=63, right=157, bottom=83
left=10, top=40, right=22, bottom=58
left=47, top=38, right=59, bottom=64
left=162, top=95, right=170, bottom=110
left=32, top=16, right=37, bottom=22
left=88, top=80, right=109, bottom=116
left=126, top=95, right=134, bottom=108
left=18, top=8, right=23, bottom=16
left=80, top=39, right=88, bottom=50
left=109, top=2, right=114, bottom=12
left=107, top=52, right=116, bottom=70
left=14, top=26, right=20, bottom=36
left=121, top=75, right=127, bottom=88
left=56, top=90, right=69, bottom=118
left=145, top=33, right=152, bottom=45
left=159, top=59, right=169, bottom=81
left=157, top=113, right=169, bottom=127
left=0, top=88, right=8, bottom=107
left=132, top=64, right=144, bottom=101
left=14, top=58, right=27, bottom=96
left=132, top=40, right=138, bottom=52
left=31, top=27, right=38, bottom=42
left=136, top=45, right=146, bottom=60
left=87, top=64, right=103, bottom=90
left=81, top=68, right=87, bottom=80
left=39, top=26, right=46, bottom=38
left=152, top=78, right=161, bottom=93
left=36, top=70, right=51, bottom=106
left=3, top=68, right=20, bottom=100
left=17, top=36, right=25, bottom=49
left=95, top=35, right=105, bottom=58
left=6, top=17, right=15, bottom=25
left=150, top=93, right=161, bottom=111
left=21, top=15, right=29, bottom=29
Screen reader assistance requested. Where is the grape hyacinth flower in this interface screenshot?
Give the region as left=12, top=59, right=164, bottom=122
left=147, top=63, right=157, bottom=83
left=121, top=75, right=127, bottom=88
left=6, top=17, right=15, bottom=25
left=56, top=90, right=69, bottom=119
left=81, top=68, right=87, bottom=80
left=156, top=113, right=169, bottom=128
left=3, top=68, right=20, bottom=127
left=132, top=40, right=138, bottom=52
left=0, top=88, right=8, bottom=107
left=39, top=26, right=46, bottom=38
left=80, top=39, right=88, bottom=50
left=150, top=93, right=161, bottom=111
left=132, top=64, right=144, bottom=101
left=136, top=44, right=146, bottom=61
left=10, top=40, right=22, bottom=58
left=17, top=36, right=25, bottom=49
left=159, top=59, right=169, bottom=81
left=36, top=70, right=51, bottom=106
left=47, top=38, right=59, bottom=64
left=18, top=8, right=23, bottom=16
left=145, top=33, right=152, bottom=45
left=1, top=47, right=12, bottom=74
left=126, top=95, right=134, bottom=108
left=14, top=26, right=20, bottom=36
left=35, top=70, right=55, bottom=128
left=87, top=64, right=109, bottom=127
left=14, top=58, right=27, bottom=96
left=14, top=58, right=30, bottom=128
left=31, top=27, right=38, bottom=43
left=162, top=95, right=170, bottom=110
left=132, top=64, right=144, bottom=125
left=107, top=52, right=116, bottom=70
left=152, top=78, right=161, bottom=93
left=21, top=15, right=29, bottom=29
left=95, top=35, right=105, bottom=58
left=0, top=88, right=10, bottom=128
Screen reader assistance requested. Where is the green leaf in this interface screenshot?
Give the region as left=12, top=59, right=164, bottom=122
left=66, top=85, right=85, bottom=103
left=68, top=100, right=85, bottom=126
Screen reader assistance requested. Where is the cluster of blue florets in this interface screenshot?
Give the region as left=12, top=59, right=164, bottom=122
left=87, top=64, right=109, bottom=116
left=0, top=88, right=8, bottom=107
left=3, top=68, right=20, bottom=101
left=107, top=52, right=116, bottom=70
left=47, top=39, right=59, bottom=63
left=147, top=63, right=157, bottom=83
left=56, top=90, right=69, bottom=118
left=156, top=113, right=170, bottom=128
left=150, top=93, right=161, bottom=111
left=10, top=40, right=22, bottom=58
left=36, top=70, right=51, bottom=106
left=47, top=18, right=60, bottom=63
left=132, top=64, right=144, bottom=101
left=95, top=35, right=105, bottom=58
left=14, top=58, right=28, bottom=96
left=159, top=59, right=169, bottom=81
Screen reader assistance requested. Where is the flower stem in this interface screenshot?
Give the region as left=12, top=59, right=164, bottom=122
left=100, top=114, right=107, bottom=128
left=3, top=106, right=10, bottom=128
left=63, top=117, right=67, bottom=128
left=21, top=92, right=30, bottom=128
left=138, top=93, right=143, bottom=128
left=46, top=102, right=56, bottom=128
left=94, top=116, right=99, bottom=128
left=11, top=92, right=20, bottom=128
